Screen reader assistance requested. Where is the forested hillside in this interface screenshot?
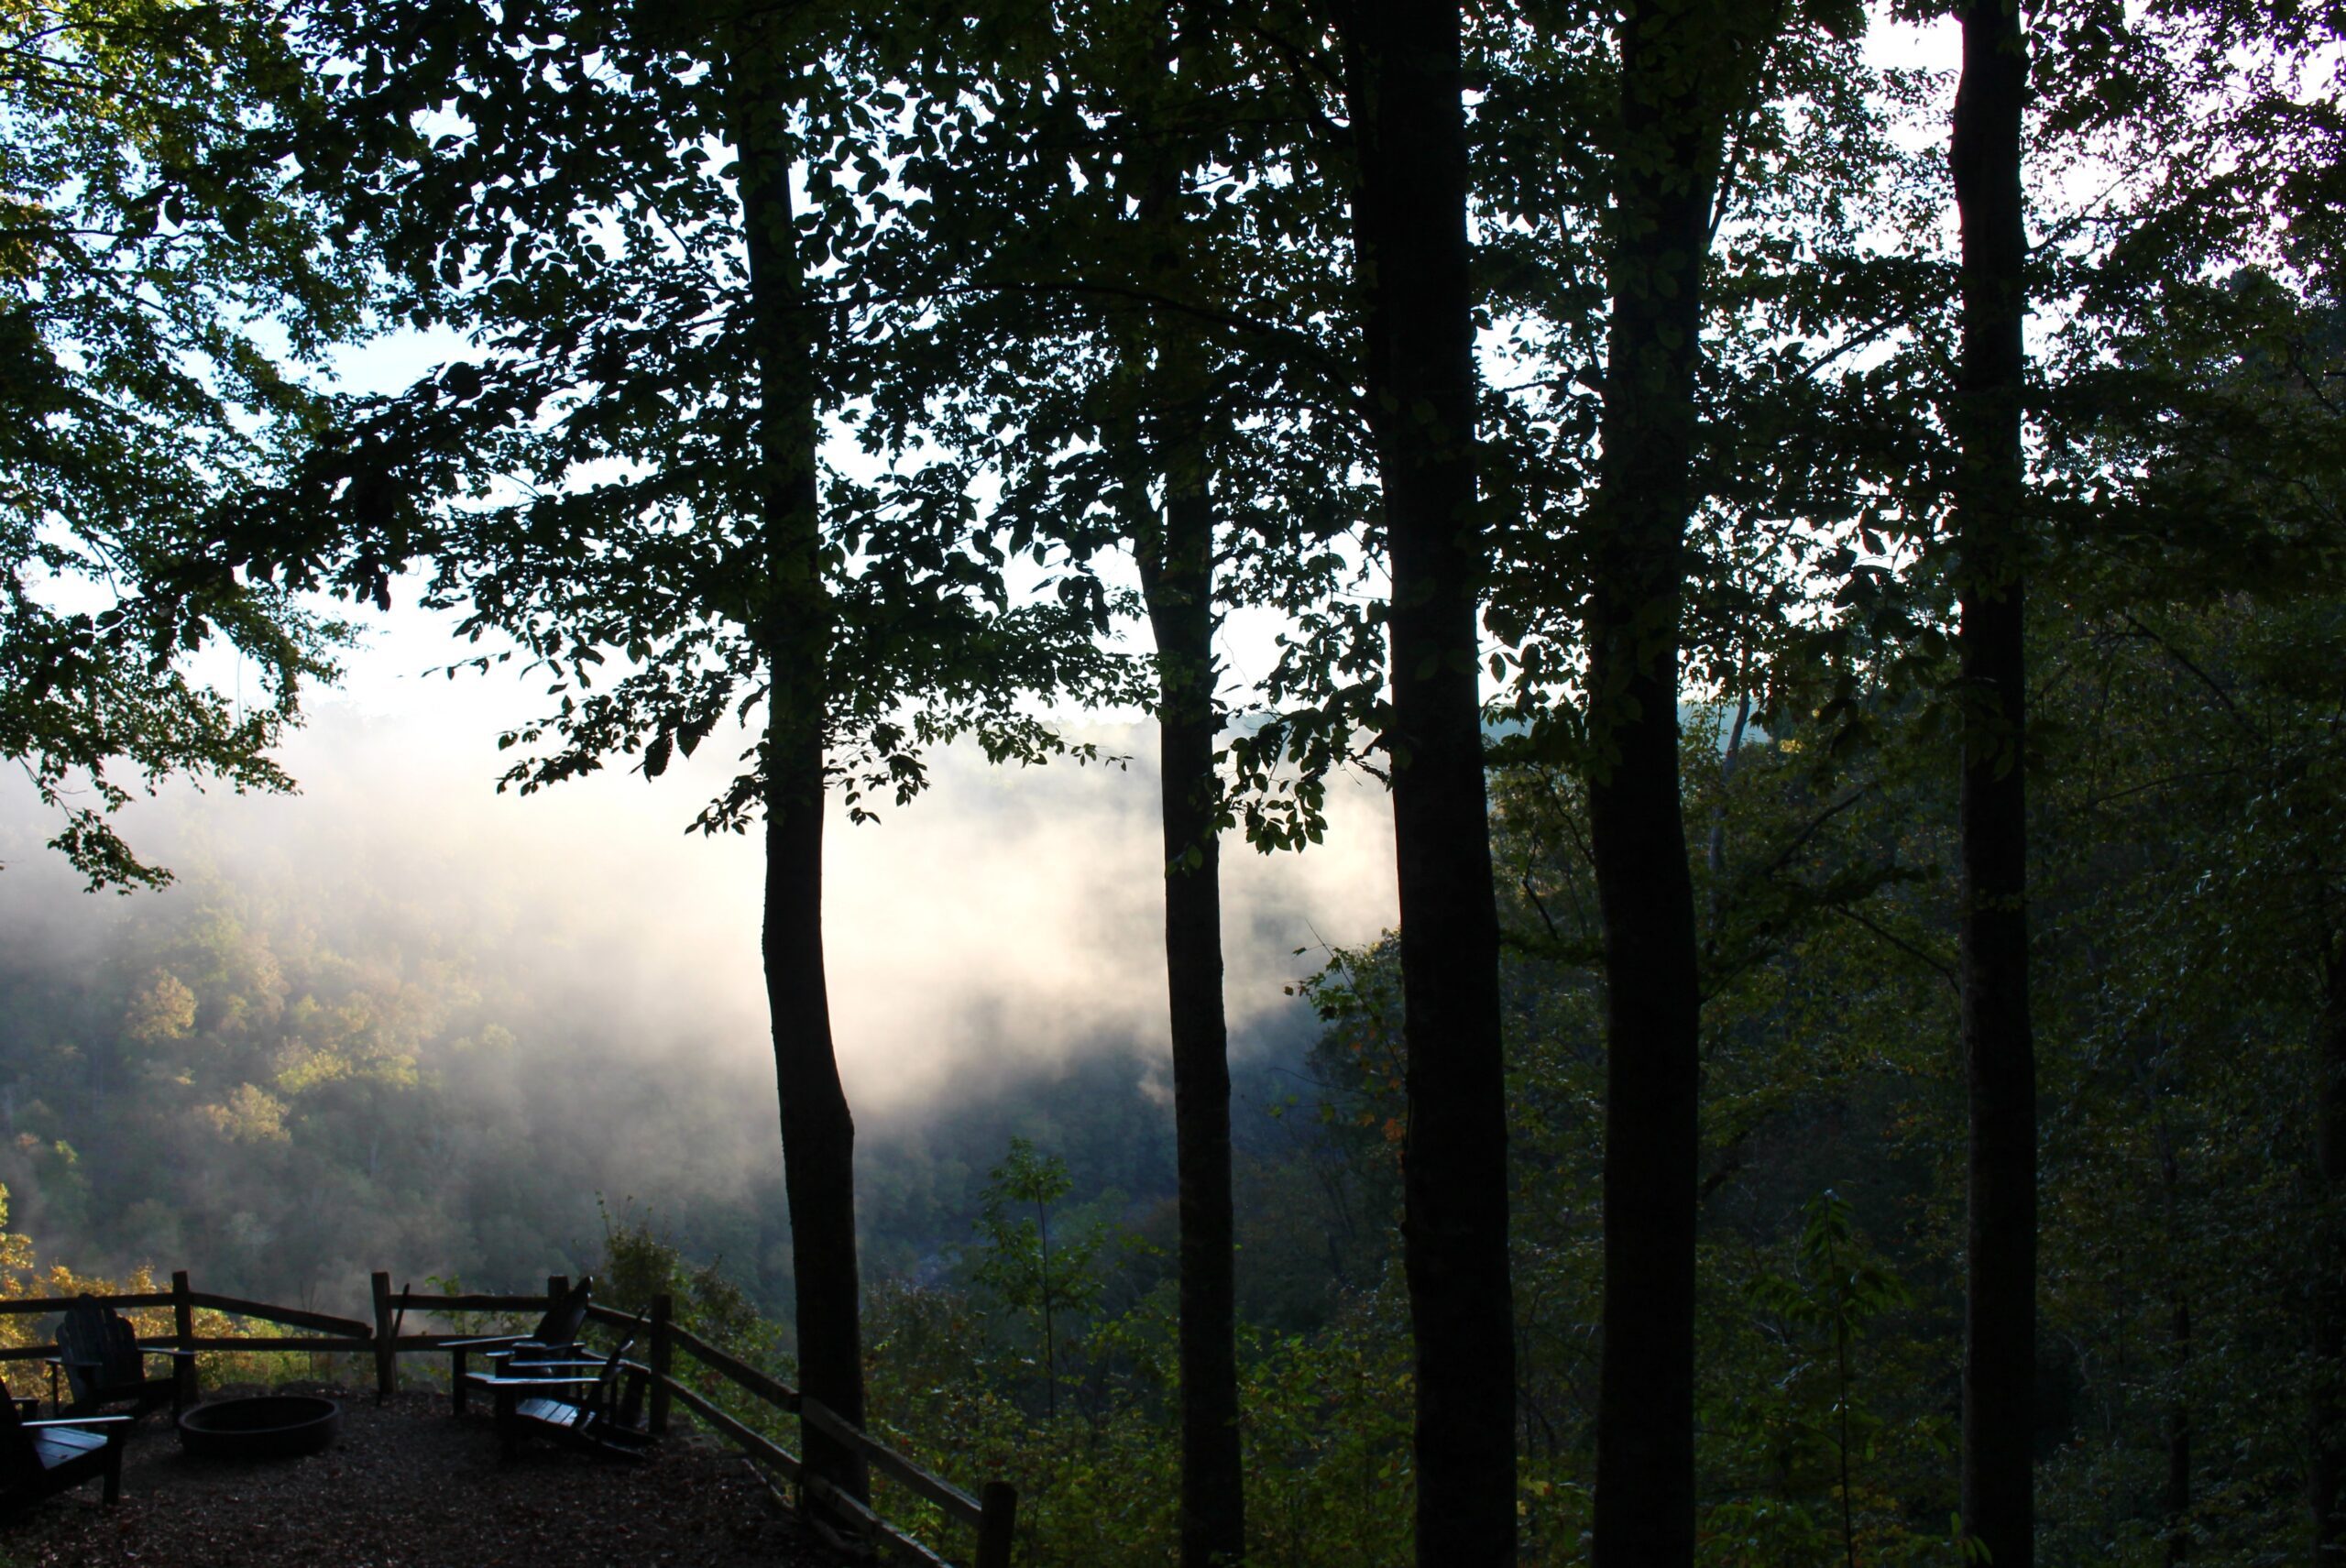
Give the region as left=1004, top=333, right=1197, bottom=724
left=0, top=832, right=790, bottom=1305
left=0, top=803, right=1335, bottom=1321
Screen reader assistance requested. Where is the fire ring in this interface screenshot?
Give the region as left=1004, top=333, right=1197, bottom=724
left=177, top=1395, right=342, bottom=1461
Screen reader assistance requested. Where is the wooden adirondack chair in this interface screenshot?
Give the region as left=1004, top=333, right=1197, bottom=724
left=446, top=1276, right=594, bottom=1415
left=478, top=1325, right=653, bottom=1463
left=49, top=1296, right=193, bottom=1418
left=0, top=1395, right=128, bottom=1515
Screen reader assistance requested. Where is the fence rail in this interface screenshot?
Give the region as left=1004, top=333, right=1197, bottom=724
left=0, top=1270, right=1014, bottom=1568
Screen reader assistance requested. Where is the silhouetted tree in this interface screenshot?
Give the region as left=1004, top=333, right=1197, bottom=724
left=261, top=0, right=1126, bottom=1505
left=1949, top=3, right=2034, bottom=1561
left=1582, top=5, right=1756, bottom=1561
left=1333, top=4, right=1514, bottom=1560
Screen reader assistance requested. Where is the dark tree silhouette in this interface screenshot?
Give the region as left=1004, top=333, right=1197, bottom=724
left=1337, top=3, right=1514, bottom=1560
left=249, top=0, right=1124, bottom=1509
left=1583, top=7, right=1716, bottom=1563
left=730, top=15, right=869, bottom=1503
left=0, top=0, right=368, bottom=890
left=1581, top=6, right=1782, bottom=1562
left=1950, top=1, right=2035, bottom=1563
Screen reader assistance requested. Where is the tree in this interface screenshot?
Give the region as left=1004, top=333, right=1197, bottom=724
left=971, top=1137, right=1106, bottom=1421
left=1332, top=4, right=1515, bottom=1560
left=1574, top=5, right=1781, bottom=1562
left=266, top=0, right=1129, bottom=1505
left=1948, top=1, right=2034, bottom=1562
left=843, top=8, right=1369, bottom=1556
left=0, top=0, right=369, bottom=889
left=729, top=7, right=872, bottom=1500
left=2044, top=280, right=2346, bottom=1559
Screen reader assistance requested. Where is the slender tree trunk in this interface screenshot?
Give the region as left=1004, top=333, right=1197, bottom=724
left=1118, top=57, right=1245, bottom=1547
left=1115, top=48, right=1244, bottom=1545
left=1136, top=443, right=1244, bottom=1565
left=2150, top=1085, right=2193, bottom=1566
left=734, top=31, right=869, bottom=1504
left=2312, top=944, right=2346, bottom=1562
left=1583, top=8, right=1733, bottom=1565
left=1341, top=5, right=1515, bottom=1561
left=1950, top=4, right=2034, bottom=1563
left=2165, top=1293, right=2191, bottom=1565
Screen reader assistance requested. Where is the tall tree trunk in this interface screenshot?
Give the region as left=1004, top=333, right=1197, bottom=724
left=1950, top=3, right=2034, bottom=1563
left=2165, top=1293, right=2192, bottom=1565
left=1340, top=5, right=1516, bottom=1562
left=2312, top=943, right=2346, bottom=1563
left=734, top=30, right=869, bottom=1505
left=2150, top=1088, right=2192, bottom=1565
left=1118, top=38, right=1245, bottom=1545
left=1135, top=434, right=1245, bottom=1566
left=1584, top=7, right=1725, bottom=1563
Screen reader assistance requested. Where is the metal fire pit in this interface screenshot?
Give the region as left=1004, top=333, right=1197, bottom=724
left=177, top=1395, right=341, bottom=1461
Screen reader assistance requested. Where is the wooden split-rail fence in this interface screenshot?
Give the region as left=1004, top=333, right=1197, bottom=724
left=0, top=1270, right=1016, bottom=1568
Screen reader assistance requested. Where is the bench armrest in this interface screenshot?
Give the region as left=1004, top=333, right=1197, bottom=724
left=443, top=1333, right=529, bottom=1350
left=476, top=1374, right=602, bottom=1388
left=24, top=1414, right=134, bottom=1429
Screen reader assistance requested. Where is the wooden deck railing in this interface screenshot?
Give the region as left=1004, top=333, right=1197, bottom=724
left=0, top=1271, right=1016, bottom=1568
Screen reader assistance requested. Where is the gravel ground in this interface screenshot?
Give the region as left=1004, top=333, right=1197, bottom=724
left=1, top=1384, right=846, bottom=1568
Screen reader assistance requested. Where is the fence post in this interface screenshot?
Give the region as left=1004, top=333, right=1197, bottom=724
left=170, top=1270, right=195, bottom=1408
left=648, top=1292, right=672, bottom=1435
left=370, top=1271, right=395, bottom=1403
left=976, top=1479, right=1018, bottom=1568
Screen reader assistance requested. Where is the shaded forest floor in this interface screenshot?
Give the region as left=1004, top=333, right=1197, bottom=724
left=0, top=1383, right=841, bottom=1568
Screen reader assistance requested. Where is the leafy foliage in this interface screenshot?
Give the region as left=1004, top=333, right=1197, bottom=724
left=0, top=0, right=371, bottom=887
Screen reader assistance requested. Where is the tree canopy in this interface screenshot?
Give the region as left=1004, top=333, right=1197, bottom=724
left=0, top=0, right=372, bottom=889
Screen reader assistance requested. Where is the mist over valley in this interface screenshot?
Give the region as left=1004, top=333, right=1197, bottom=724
left=0, top=697, right=1397, bottom=1328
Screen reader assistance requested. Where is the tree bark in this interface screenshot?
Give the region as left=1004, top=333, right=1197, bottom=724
left=2312, top=943, right=2346, bottom=1563
left=734, top=33, right=869, bottom=1504
left=1584, top=7, right=1725, bottom=1564
left=2165, top=1293, right=2191, bottom=1565
left=1950, top=3, right=2034, bottom=1563
left=1340, top=5, right=1516, bottom=1563
left=1116, top=38, right=1245, bottom=1548
left=2151, top=1092, right=2192, bottom=1566
left=1136, top=444, right=1244, bottom=1566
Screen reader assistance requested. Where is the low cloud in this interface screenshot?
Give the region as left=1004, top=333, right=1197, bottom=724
left=6, top=692, right=1398, bottom=1123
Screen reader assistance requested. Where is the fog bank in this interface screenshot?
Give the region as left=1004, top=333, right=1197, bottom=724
left=5, top=691, right=1398, bottom=1122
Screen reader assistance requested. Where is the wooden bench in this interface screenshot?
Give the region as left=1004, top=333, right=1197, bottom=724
left=444, top=1276, right=593, bottom=1415
left=478, top=1330, right=652, bottom=1463
left=0, top=1396, right=128, bottom=1515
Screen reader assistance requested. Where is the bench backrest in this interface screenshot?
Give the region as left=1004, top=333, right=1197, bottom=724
left=532, top=1277, right=592, bottom=1347
left=53, top=1298, right=142, bottom=1406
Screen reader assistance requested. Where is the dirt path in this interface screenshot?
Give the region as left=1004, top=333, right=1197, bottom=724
left=2, top=1384, right=841, bottom=1568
